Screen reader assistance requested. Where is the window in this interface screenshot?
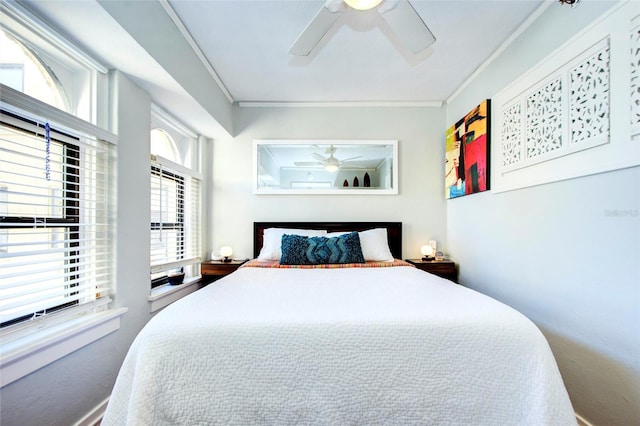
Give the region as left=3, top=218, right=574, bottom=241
left=0, top=30, right=69, bottom=112
left=0, top=109, right=112, bottom=328
left=1, top=1, right=109, bottom=124
left=149, top=109, right=201, bottom=289
left=0, top=63, right=24, bottom=91
left=150, top=160, right=201, bottom=287
left=151, top=128, right=179, bottom=163
left=0, top=0, right=120, bottom=388
left=150, top=163, right=184, bottom=287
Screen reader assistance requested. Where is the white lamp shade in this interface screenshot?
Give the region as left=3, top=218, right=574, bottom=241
left=324, top=156, right=340, bottom=172
left=220, top=246, right=233, bottom=258
left=344, top=0, right=383, bottom=11
left=420, top=245, right=434, bottom=257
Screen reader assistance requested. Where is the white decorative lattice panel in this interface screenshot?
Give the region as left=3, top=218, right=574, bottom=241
left=526, top=77, right=563, bottom=159
left=501, top=102, right=523, bottom=166
left=631, top=24, right=640, bottom=134
left=492, top=3, right=640, bottom=193
left=570, top=44, right=610, bottom=144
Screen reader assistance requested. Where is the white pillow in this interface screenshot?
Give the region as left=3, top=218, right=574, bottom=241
left=257, top=228, right=327, bottom=261
left=327, top=228, right=394, bottom=262
left=325, top=232, right=348, bottom=237
left=358, top=228, right=394, bottom=262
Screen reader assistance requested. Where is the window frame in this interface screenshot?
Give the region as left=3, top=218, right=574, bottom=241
left=150, top=164, right=186, bottom=288
left=0, top=114, right=83, bottom=327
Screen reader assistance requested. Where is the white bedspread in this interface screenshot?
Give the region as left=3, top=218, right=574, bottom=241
left=103, top=266, right=576, bottom=425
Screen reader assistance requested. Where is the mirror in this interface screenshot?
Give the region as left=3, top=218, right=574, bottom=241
left=253, top=140, right=398, bottom=195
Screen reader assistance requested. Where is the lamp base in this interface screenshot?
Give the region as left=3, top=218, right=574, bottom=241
left=222, top=257, right=232, bottom=262
left=422, top=256, right=434, bottom=261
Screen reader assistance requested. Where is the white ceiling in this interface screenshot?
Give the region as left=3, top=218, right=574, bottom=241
left=167, top=0, right=545, bottom=103
left=22, top=0, right=551, bottom=136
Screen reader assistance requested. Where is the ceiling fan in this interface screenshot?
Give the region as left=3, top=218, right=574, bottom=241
left=294, top=145, right=363, bottom=172
left=289, top=0, right=436, bottom=56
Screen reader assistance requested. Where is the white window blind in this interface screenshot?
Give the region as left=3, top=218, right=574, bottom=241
left=150, top=157, right=200, bottom=283
left=0, top=109, right=112, bottom=327
left=188, top=176, right=201, bottom=267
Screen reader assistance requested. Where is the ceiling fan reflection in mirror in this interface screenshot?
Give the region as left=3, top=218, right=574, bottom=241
left=294, top=145, right=363, bottom=172
left=289, top=0, right=436, bottom=56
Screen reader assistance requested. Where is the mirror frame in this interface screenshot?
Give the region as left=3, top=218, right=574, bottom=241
left=253, top=140, right=399, bottom=195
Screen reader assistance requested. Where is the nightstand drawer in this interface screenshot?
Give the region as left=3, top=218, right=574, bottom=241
left=405, top=259, right=458, bottom=283
left=201, top=260, right=247, bottom=284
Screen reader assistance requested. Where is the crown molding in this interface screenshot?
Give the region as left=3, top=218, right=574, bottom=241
left=238, top=101, right=443, bottom=108
left=445, top=0, right=555, bottom=105
left=158, top=0, right=234, bottom=104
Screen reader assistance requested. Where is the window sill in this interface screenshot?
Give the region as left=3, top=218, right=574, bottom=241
left=0, top=307, right=128, bottom=387
left=148, top=276, right=201, bottom=313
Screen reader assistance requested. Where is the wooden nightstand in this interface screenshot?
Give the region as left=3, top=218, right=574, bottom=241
left=201, top=259, right=247, bottom=284
left=405, top=259, right=458, bottom=283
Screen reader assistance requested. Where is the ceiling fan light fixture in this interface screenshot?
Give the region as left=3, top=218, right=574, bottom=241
left=344, top=0, right=383, bottom=11
left=324, top=153, right=340, bottom=172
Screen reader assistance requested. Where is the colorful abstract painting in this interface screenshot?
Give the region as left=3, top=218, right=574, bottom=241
left=445, top=99, right=491, bottom=199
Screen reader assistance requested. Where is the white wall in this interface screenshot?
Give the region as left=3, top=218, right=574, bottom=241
left=209, top=105, right=447, bottom=260
left=446, top=2, right=640, bottom=425
left=0, top=72, right=154, bottom=426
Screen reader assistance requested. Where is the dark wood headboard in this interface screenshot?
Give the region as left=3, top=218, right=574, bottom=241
left=253, top=222, right=402, bottom=259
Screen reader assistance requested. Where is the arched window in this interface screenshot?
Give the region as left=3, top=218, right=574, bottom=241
left=149, top=116, right=201, bottom=292
left=0, top=29, right=70, bottom=112
left=150, top=128, right=180, bottom=163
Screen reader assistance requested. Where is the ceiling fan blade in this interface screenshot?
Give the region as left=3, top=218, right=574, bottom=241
left=379, top=0, right=436, bottom=54
left=312, top=153, right=328, bottom=162
left=294, top=161, right=324, bottom=167
left=338, top=155, right=363, bottom=162
left=288, top=1, right=345, bottom=56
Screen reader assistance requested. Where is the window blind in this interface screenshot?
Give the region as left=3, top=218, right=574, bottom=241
left=0, top=109, right=112, bottom=327
left=187, top=176, right=201, bottom=267
left=150, top=158, right=200, bottom=280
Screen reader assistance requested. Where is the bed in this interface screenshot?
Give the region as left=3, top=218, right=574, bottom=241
left=103, top=221, right=575, bottom=425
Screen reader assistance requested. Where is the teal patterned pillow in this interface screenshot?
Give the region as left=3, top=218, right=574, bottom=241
left=280, top=232, right=365, bottom=265
left=279, top=234, right=310, bottom=264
